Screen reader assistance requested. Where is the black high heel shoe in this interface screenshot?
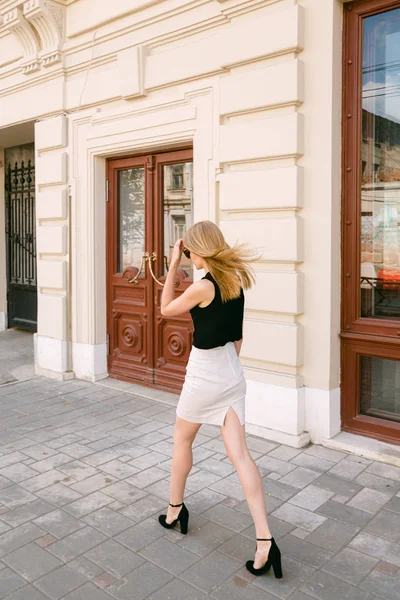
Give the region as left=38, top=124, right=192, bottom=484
left=246, top=537, right=283, bottom=579
left=158, top=502, right=189, bottom=535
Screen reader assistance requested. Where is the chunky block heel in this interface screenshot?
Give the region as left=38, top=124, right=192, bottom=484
left=158, top=502, right=189, bottom=535
left=272, top=555, right=283, bottom=579
left=245, top=537, right=283, bottom=579
left=179, top=510, right=189, bottom=535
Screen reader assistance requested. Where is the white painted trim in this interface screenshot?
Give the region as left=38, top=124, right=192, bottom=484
left=72, top=342, right=108, bottom=383
left=0, top=312, right=6, bottom=331
left=305, top=387, right=341, bottom=443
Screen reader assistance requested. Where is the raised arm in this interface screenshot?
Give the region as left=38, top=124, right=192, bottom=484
left=161, top=239, right=213, bottom=317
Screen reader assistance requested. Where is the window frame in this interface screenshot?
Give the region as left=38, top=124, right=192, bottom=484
left=341, top=0, right=400, bottom=444
left=342, top=0, right=400, bottom=339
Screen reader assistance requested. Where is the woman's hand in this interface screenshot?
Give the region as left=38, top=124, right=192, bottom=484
left=171, top=238, right=183, bottom=267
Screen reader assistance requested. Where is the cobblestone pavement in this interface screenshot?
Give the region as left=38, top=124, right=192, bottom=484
left=0, top=377, right=399, bottom=600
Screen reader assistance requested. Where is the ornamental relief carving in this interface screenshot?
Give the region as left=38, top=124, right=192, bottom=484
left=45, top=0, right=63, bottom=34
left=2, top=7, right=40, bottom=73
left=1, top=0, right=65, bottom=74
left=167, top=331, right=186, bottom=357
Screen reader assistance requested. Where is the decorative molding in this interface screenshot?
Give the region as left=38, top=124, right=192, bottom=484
left=0, top=1, right=24, bottom=14
left=46, top=1, right=64, bottom=33
left=23, top=0, right=64, bottom=67
left=1, top=0, right=70, bottom=13
left=2, top=7, right=40, bottom=74
left=0, top=0, right=65, bottom=74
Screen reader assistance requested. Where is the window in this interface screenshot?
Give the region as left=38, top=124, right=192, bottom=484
left=172, top=215, right=186, bottom=241
left=342, top=0, right=400, bottom=443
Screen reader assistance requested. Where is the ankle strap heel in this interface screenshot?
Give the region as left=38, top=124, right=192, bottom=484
left=159, top=502, right=189, bottom=535
left=246, top=537, right=282, bottom=579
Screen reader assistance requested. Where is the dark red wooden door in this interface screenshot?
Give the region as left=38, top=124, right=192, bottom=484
left=106, top=149, right=193, bottom=391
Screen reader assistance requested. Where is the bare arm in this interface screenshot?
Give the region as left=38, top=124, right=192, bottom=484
left=161, top=239, right=213, bottom=317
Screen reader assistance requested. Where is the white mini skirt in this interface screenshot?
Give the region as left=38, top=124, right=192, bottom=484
left=176, top=341, right=246, bottom=426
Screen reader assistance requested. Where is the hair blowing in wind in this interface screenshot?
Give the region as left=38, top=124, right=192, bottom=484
left=183, top=221, right=258, bottom=302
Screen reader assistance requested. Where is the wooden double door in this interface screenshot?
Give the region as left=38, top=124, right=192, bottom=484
left=106, top=149, right=194, bottom=391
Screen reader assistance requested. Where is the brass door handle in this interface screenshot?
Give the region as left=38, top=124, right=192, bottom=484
left=148, top=252, right=165, bottom=287
left=128, top=252, right=149, bottom=284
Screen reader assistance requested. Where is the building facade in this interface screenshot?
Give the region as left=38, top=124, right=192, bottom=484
left=0, top=0, right=399, bottom=447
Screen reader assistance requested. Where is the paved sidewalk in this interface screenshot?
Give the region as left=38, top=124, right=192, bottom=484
left=0, top=330, right=35, bottom=385
left=0, top=378, right=399, bottom=600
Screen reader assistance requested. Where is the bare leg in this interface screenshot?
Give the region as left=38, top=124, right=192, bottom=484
left=220, top=408, right=272, bottom=568
left=167, top=416, right=201, bottom=523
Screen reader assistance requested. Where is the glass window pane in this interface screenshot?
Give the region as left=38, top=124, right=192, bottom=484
left=360, top=355, right=400, bottom=422
left=360, top=8, right=400, bottom=319
left=118, top=168, right=145, bottom=273
left=163, top=162, right=193, bottom=278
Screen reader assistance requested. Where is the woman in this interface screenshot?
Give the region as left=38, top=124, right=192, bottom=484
left=158, top=220, right=282, bottom=579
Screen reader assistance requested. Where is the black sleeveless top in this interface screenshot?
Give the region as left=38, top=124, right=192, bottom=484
left=190, top=272, right=244, bottom=350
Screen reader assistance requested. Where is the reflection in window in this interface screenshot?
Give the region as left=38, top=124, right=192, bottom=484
left=163, top=162, right=193, bottom=277
left=172, top=215, right=186, bottom=240
left=360, top=8, right=400, bottom=319
left=171, top=164, right=184, bottom=190
left=361, top=356, right=400, bottom=422
left=118, top=168, right=145, bottom=273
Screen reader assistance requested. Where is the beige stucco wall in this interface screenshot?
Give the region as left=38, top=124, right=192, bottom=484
left=0, top=0, right=343, bottom=445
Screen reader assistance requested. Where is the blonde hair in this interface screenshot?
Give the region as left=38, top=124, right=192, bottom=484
left=183, top=220, right=258, bottom=302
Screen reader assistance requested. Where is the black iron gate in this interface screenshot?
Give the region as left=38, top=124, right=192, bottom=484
left=5, top=159, right=37, bottom=331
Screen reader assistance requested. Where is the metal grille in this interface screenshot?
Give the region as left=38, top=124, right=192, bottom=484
left=5, top=159, right=37, bottom=331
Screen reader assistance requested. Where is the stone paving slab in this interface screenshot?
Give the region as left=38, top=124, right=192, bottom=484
left=0, top=377, right=399, bottom=599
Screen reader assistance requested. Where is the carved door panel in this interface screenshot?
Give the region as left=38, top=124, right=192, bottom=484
left=107, top=150, right=193, bottom=391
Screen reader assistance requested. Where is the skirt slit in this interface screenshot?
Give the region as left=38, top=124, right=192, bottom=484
left=176, top=342, right=246, bottom=427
